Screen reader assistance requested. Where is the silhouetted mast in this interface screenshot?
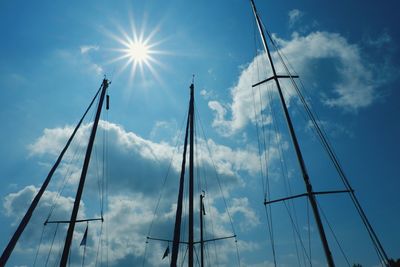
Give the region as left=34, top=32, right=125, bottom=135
left=170, top=81, right=195, bottom=267
left=249, top=0, right=335, bottom=266
left=200, top=193, right=205, bottom=267
left=0, top=81, right=105, bottom=267
left=60, top=78, right=110, bottom=267
left=188, top=82, right=195, bottom=267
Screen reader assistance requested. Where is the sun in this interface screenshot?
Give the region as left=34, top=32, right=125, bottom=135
left=107, top=20, right=167, bottom=84
left=127, top=41, right=150, bottom=63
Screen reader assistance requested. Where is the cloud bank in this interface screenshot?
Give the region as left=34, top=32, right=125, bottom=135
left=3, top=121, right=264, bottom=266
left=208, top=31, right=388, bottom=136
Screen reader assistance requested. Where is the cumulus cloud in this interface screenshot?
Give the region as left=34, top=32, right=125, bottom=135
left=0, top=120, right=270, bottom=266
left=2, top=185, right=87, bottom=266
left=208, top=31, right=385, bottom=136
left=28, top=121, right=263, bottom=191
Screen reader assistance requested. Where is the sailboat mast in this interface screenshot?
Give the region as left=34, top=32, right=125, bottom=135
left=249, top=1, right=335, bottom=266
left=0, top=85, right=103, bottom=267
left=200, top=194, right=205, bottom=267
left=188, top=82, right=195, bottom=267
left=170, top=82, right=195, bottom=267
left=59, top=78, right=110, bottom=267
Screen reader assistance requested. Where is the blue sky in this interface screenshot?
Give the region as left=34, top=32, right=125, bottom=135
left=0, top=0, right=399, bottom=266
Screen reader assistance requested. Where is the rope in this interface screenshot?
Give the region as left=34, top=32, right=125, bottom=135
left=197, top=132, right=220, bottom=266
left=45, top=223, right=59, bottom=267
left=141, top=239, right=149, bottom=267
left=235, top=239, right=241, bottom=267
left=252, top=26, right=278, bottom=266
left=142, top=112, right=187, bottom=267
left=264, top=25, right=390, bottom=265
left=33, top=224, right=46, bottom=267
left=195, top=105, right=219, bottom=266
left=317, top=202, right=351, bottom=267
left=196, top=107, right=237, bottom=235
left=195, top=106, right=240, bottom=266
left=307, top=199, right=312, bottom=267
left=266, top=80, right=309, bottom=266
left=146, top=112, right=187, bottom=237
left=95, top=222, right=104, bottom=267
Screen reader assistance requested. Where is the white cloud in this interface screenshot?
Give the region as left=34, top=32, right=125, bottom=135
left=8, top=121, right=269, bottom=266
left=80, top=45, right=99, bottom=54
left=200, top=88, right=216, bottom=100
left=149, top=120, right=178, bottom=141
left=288, top=9, right=304, bottom=27
left=2, top=185, right=88, bottom=266
left=228, top=197, right=260, bottom=231
left=208, top=31, right=384, bottom=136
left=54, top=48, right=104, bottom=76
left=28, top=121, right=263, bottom=189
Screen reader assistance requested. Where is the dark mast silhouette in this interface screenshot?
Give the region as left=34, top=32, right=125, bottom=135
left=0, top=0, right=394, bottom=266
left=249, top=0, right=391, bottom=266
left=147, top=80, right=235, bottom=267
left=0, top=78, right=110, bottom=267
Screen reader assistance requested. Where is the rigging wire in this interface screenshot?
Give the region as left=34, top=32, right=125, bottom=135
left=265, top=80, right=310, bottom=266
left=55, top=222, right=65, bottom=267
left=45, top=135, right=86, bottom=222
left=252, top=31, right=277, bottom=265
left=193, top=109, right=220, bottom=266
left=196, top=129, right=220, bottom=266
left=196, top=107, right=237, bottom=235
left=262, top=24, right=389, bottom=265
left=45, top=223, right=59, bottom=267
left=306, top=198, right=312, bottom=267
left=316, top=202, right=351, bottom=267
left=252, top=13, right=369, bottom=266
left=142, top=111, right=187, bottom=267
left=252, top=19, right=312, bottom=264
left=195, top=105, right=241, bottom=267
left=95, top=223, right=104, bottom=267
left=33, top=224, right=46, bottom=267
left=45, top=91, right=100, bottom=226
left=105, top=96, right=110, bottom=267
left=194, top=103, right=226, bottom=266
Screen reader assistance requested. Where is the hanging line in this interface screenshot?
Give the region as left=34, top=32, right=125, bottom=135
left=142, top=112, right=188, bottom=267
left=252, top=20, right=278, bottom=267
left=194, top=107, right=220, bottom=266
left=94, top=222, right=104, bottom=267
left=265, top=79, right=311, bottom=266
left=263, top=24, right=390, bottom=266
left=317, top=202, right=351, bottom=267
left=33, top=224, right=46, bottom=267
left=45, top=223, right=59, bottom=267
left=195, top=106, right=241, bottom=267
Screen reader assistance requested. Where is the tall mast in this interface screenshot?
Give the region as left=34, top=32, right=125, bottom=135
left=0, top=84, right=103, bottom=266
left=200, top=194, right=205, bottom=267
left=60, top=78, right=110, bottom=267
left=188, top=82, right=195, bottom=267
left=170, top=81, right=195, bottom=267
left=249, top=1, right=335, bottom=266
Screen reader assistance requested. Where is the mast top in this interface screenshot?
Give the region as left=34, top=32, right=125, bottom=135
left=103, top=76, right=111, bottom=87
left=190, top=75, right=195, bottom=91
